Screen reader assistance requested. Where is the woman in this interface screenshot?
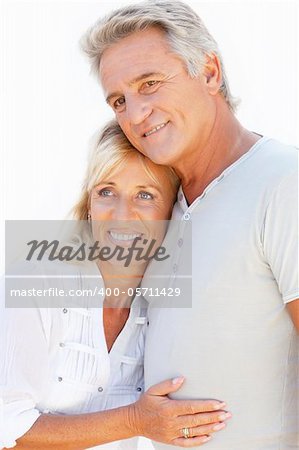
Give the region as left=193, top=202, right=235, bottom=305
left=0, top=121, right=230, bottom=449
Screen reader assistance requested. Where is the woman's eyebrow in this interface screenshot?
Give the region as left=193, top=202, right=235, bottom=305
left=94, top=182, right=116, bottom=187
left=136, top=184, right=162, bottom=194
left=94, top=182, right=162, bottom=194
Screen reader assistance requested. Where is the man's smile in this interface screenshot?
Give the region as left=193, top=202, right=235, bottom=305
left=143, top=122, right=168, bottom=137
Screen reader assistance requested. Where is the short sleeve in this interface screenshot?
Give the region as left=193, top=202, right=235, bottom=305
left=0, top=285, right=50, bottom=448
left=262, top=171, right=299, bottom=303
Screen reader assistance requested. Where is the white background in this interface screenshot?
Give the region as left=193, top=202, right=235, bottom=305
left=0, top=0, right=298, bottom=249
left=0, top=1, right=298, bottom=446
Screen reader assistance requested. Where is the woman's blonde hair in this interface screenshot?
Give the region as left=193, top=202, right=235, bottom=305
left=73, top=120, right=179, bottom=220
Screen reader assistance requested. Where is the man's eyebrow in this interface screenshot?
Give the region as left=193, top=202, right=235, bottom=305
left=105, top=72, right=164, bottom=104
left=129, top=72, right=164, bottom=86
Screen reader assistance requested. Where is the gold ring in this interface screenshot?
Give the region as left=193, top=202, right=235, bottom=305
left=182, top=427, right=191, bottom=439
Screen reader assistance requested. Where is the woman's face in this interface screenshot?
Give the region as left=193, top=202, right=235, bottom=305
left=89, top=155, right=176, bottom=265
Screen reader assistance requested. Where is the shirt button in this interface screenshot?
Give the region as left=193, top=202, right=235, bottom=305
left=62, top=308, right=68, bottom=314
left=178, top=238, right=183, bottom=247
left=98, top=387, right=103, bottom=392
left=183, top=213, right=191, bottom=221
left=58, top=377, right=63, bottom=382
left=59, top=342, right=65, bottom=348
left=136, top=387, right=142, bottom=392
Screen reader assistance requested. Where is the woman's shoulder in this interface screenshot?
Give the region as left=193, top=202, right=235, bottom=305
left=3, top=258, right=102, bottom=311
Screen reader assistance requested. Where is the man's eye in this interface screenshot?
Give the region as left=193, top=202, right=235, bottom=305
left=113, top=97, right=125, bottom=110
left=143, top=80, right=159, bottom=89
left=146, top=80, right=157, bottom=87
left=138, top=191, right=154, bottom=200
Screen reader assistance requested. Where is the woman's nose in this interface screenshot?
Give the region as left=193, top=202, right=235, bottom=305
left=112, top=199, right=136, bottom=221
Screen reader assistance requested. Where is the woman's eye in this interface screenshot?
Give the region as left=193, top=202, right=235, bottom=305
left=138, top=191, right=154, bottom=200
left=98, top=189, right=113, bottom=197
left=113, top=97, right=125, bottom=110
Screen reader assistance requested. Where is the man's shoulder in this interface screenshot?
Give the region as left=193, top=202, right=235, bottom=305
left=254, top=137, right=298, bottom=175
left=234, top=136, right=298, bottom=194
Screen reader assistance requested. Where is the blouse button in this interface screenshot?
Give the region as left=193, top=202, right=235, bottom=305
left=98, top=387, right=103, bottom=392
left=136, top=387, right=142, bottom=392
left=59, top=342, right=65, bottom=348
left=183, top=213, right=191, bottom=221
left=62, top=308, right=68, bottom=314
left=58, top=377, right=63, bottom=382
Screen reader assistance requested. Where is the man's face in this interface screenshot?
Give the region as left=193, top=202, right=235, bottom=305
left=100, top=27, right=217, bottom=169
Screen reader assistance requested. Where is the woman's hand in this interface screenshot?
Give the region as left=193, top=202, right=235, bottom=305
left=127, top=377, right=231, bottom=447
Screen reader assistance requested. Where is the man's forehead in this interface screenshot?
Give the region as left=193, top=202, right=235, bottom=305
left=99, top=28, right=185, bottom=100
left=101, top=59, right=159, bottom=82
left=99, top=28, right=171, bottom=73
left=100, top=53, right=169, bottom=95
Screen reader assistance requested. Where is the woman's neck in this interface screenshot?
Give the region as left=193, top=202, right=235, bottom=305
left=97, top=261, right=146, bottom=308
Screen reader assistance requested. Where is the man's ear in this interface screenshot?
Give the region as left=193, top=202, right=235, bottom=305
left=202, top=53, right=222, bottom=95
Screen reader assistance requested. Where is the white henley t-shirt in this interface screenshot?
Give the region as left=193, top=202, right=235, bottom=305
left=143, top=137, right=299, bottom=449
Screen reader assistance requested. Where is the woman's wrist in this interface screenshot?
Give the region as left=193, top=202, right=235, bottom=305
left=121, top=402, right=141, bottom=438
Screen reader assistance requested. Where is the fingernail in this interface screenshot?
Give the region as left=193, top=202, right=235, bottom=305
left=213, top=422, right=226, bottom=431
left=219, top=412, right=232, bottom=421
left=213, top=402, right=226, bottom=410
left=202, top=436, right=212, bottom=443
left=172, top=376, right=185, bottom=385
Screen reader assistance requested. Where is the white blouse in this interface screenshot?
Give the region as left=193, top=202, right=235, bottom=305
left=0, top=263, right=147, bottom=450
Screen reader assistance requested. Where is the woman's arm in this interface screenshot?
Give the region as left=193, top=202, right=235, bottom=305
left=15, top=377, right=229, bottom=449
left=0, top=292, right=230, bottom=449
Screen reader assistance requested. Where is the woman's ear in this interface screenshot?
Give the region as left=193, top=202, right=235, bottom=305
left=203, top=53, right=222, bottom=95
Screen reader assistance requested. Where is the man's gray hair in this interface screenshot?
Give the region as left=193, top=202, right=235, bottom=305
left=81, top=0, right=238, bottom=111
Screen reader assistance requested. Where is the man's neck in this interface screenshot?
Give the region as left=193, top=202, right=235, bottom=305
left=177, top=107, right=260, bottom=205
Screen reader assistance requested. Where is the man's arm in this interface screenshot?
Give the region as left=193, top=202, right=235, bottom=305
left=262, top=169, right=298, bottom=332
left=286, top=299, right=299, bottom=333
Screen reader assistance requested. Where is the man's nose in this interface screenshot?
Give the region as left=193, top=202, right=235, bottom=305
left=125, top=94, right=152, bottom=125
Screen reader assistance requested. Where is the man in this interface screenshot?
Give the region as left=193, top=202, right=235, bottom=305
left=82, top=1, right=299, bottom=448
